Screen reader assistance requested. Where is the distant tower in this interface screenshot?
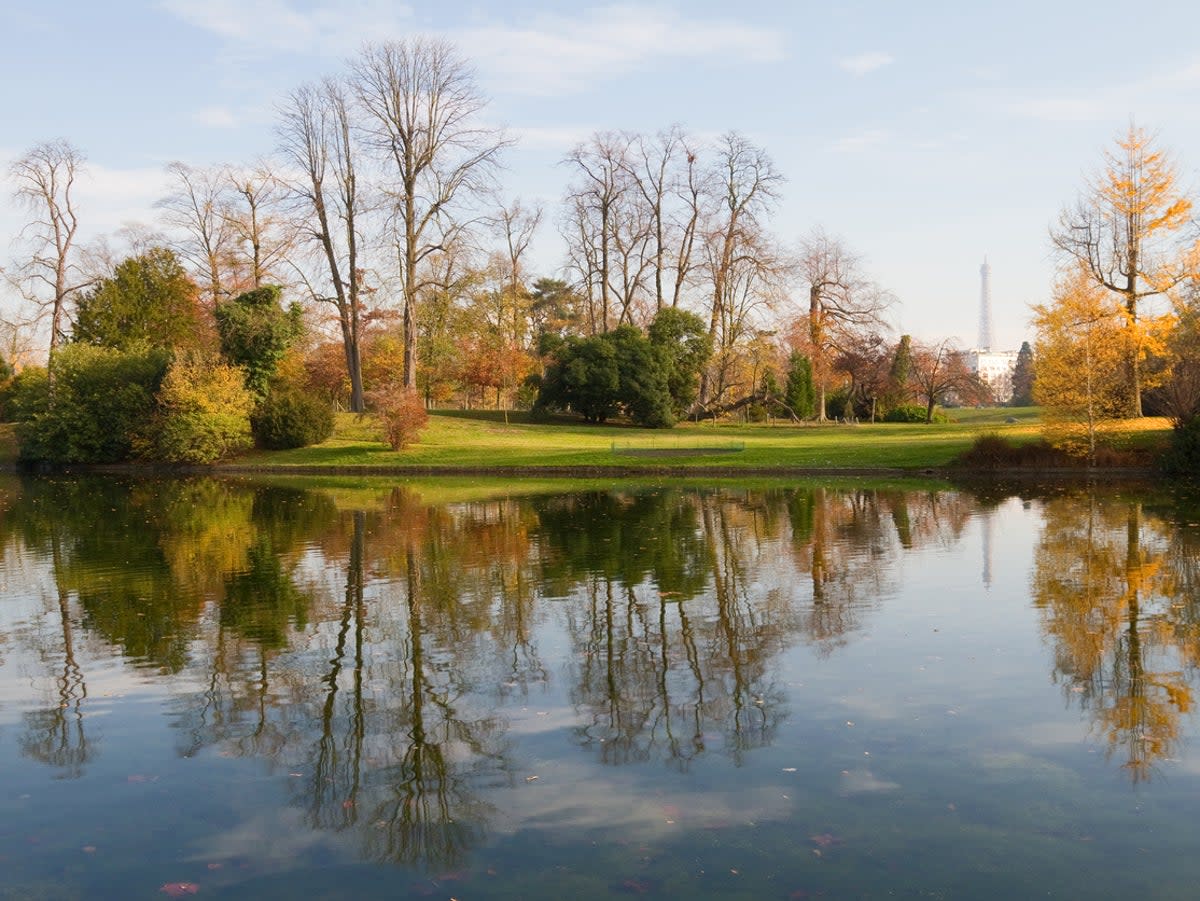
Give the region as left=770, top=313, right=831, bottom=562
left=978, top=257, right=993, bottom=351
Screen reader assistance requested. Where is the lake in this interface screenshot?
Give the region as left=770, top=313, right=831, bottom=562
left=2, top=475, right=1199, bottom=899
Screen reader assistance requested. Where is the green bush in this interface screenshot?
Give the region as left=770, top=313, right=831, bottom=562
left=16, top=345, right=168, bottom=464
left=252, top=387, right=335, bottom=450
left=138, top=355, right=254, bottom=464
left=1161, top=415, right=1200, bottom=479
left=883, top=403, right=950, bottom=424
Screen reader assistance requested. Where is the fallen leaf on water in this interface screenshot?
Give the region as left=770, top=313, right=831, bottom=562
left=82, top=846, right=97, bottom=854
left=810, top=833, right=843, bottom=849
left=160, top=883, right=199, bottom=897
left=614, top=876, right=657, bottom=894
left=342, top=800, right=355, bottom=809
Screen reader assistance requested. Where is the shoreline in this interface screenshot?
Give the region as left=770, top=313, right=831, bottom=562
left=0, top=461, right=1161, bottom=480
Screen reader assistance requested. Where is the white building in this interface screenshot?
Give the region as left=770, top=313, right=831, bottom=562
left=964, top=349, right=1019, bottom=404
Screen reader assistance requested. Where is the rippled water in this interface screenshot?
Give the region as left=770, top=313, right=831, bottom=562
left=2, top=475, right=1200, bottom=899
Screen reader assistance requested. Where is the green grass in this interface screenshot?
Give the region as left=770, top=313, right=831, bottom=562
left=228, top=406, right=1133, bottom=473
left=0, top=406, right=1170, bottom=474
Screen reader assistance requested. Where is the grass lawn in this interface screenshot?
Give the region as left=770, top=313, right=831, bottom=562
left=227, top=407, right=1171, bottom=474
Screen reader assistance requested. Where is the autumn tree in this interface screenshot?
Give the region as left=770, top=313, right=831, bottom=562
left=909, top=338, right=987, bottom=424
left=9, top=139, right=89, bottom=356
left=1032, top=265, right=1130, bottom=463
left=352, top=37, right=508, bottom=390
left=798, top=228, right=891, bottom=421
left=1051, top=124, right=1196, bottom=416
left=277, top=77, right=370, bottom=411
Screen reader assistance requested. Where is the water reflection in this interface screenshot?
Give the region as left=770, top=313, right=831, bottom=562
left=1031, top=488, right=1200, bottom=781
left=4, top=475, right=1200, bottom=876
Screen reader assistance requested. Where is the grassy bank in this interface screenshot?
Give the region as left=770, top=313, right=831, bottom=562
left=225, top=407, right=1170, bottom=474
left=0, top=408, right=1171, bottom=474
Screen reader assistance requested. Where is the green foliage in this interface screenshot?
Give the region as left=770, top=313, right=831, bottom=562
left=884, top=403, right=950, bottom=424
left=646, top=307, right=712, bottom=418
left=1010, top=341, right=1035, bottom=406
left=16, top=344, right=168, bottom=463
left=4, top=367, right=49, bottom=424
left=215, top=285, right=303, bottom=397
left=534, top=326, right=675, bottom=427
left=1161, top=415, right=1200, bottom=479
left=784, top=351, right=815, bottom=419
left=139, top=355, right=254, bottom=464
left=73, top=247, right=204, bottom=351
left=886, top=335, right=913, bottom=409
left=252, top=386, right=335, bottom=450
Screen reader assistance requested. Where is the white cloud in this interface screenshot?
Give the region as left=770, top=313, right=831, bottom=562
left=461, top=6, right=784, bottom=96
left=193, top=105, right=239, bottom=128
left=830, top=128, right=889, bottom=153
left=160, top=0, right=415, bottom=55
left=162, top=1, right=785, bottom=95
left=75, top=163, right=174, bottom=233
left=838, top=51, right=894, bottom=76
left=1008, top=57, right=1200, bottom=123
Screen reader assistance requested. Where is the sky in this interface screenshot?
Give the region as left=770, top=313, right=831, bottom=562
left=3, top=0, right=1200, bottom=353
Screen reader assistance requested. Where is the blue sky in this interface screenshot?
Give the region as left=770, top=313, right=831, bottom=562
left=4, top=0, right=1200, bottom=351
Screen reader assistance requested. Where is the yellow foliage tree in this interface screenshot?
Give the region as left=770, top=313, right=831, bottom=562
left=1032, top=265, right=1132, bottom=463
left=1052, top=124, right=1196, bottom=416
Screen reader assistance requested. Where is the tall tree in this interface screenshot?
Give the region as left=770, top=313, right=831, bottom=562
left=9, top=139, right=88, bottom=356
left=1051, top=124, right=1196, bottom=416
left=885, top=334, right=914, bottom=411
left=352, top=37, right=508, bottom=389
left=798, top=228, right=891, bottom=421
left=277, top=77, right=369, bottom=411
left=1033, top=264, right=1134, bottom=463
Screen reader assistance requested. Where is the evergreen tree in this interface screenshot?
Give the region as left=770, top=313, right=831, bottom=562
left=784, top=351, right=815, bottom=419
left=73, top=248, right=204, bottom=352
left=1010, top=341, right=1035, bottom=406
left=885, top=334, right=914, bottom=411
left=215, top=285, right=303, bottom=397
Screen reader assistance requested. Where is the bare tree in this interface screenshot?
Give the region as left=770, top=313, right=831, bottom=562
left=562, top=132, right=631, bottom=332
left=352, top=37, right=509, bottom=390
left=9, top=139, right=89, bottom=356
left=157, top=161, right=237, bottom=308
left=278, top=77, right=370, bottom=411
left=225, top=163, right=297, bottom=290
left=491, top=197, right=542, bottom=334
left=1051, top=124, right=1196, bottom=416
left=700, top=132, right=783, bottom=403
left=798, top=228, right=892, bottom=420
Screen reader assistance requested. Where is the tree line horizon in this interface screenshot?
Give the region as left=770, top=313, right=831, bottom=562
left=4, top=37, right=1200, bottom=462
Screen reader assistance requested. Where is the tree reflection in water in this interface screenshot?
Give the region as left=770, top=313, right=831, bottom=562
left=1032, top=489, right=1200, bottom=782
left=13, top=474, right=1195, bottom=875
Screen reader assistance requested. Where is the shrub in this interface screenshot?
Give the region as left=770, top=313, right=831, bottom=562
left=252, top=387, right=335, bottom=450
left=369, top=384, right=428, bottom=450
left=1161, top=415, right=1200, bottom=479
left=955, top=434, right=1073, bottom=468
left=138, top=355, right=254, bottom=464
left=16, top=345, right=168, bottom=464
left=884, top=404, right=950, bottom=424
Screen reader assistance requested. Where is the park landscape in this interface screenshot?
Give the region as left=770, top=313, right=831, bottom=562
left=4, top=6, right=1200, bottom=901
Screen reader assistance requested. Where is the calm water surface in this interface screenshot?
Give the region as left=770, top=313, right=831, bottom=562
left=2, top=475, right=1200, bottom=899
